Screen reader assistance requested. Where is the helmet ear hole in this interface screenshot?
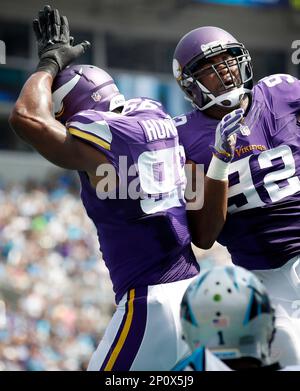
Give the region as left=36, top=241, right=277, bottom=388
left=180, top=81, right=195, bottom=103
left=186, top=86, right=194, bottom=99
left=181, top=76, right=193, bottom=88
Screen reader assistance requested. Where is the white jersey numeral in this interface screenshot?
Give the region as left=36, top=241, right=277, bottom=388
left=260, top=74, right=295, bottom=88
left=138, top=145, right=186, bottom=214
left=123, top=98, right=161, bottom=115
left=228, top=145, right=300, bottom=213
left=228, top=155, right=265, bottom=213
left=258, top=145, right=300, bottom=203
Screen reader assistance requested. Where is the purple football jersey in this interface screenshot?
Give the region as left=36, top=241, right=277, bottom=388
left=175, top=74, right=300, bottom=270
left=66, top=98, right=199, bottom=303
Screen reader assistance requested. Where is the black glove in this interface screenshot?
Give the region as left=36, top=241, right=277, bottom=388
left=33, top=5, right=91, bottom=77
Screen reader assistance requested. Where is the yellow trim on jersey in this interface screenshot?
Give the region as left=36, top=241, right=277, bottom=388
left=104, top=289, right=135, bottom=371
left=55, top=105, right=65, bottom=119
left=68, top=127, right=111, bottom=151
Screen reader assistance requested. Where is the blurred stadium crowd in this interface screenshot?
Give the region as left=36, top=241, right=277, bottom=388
left=0, top=173, right=229, bottom=370
left=0, top=175, right=115, bottom=370
left=0, top=0, right=297, bottom=372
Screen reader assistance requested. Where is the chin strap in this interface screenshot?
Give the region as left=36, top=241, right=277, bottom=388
left=194, top=79, right=251, bottom=112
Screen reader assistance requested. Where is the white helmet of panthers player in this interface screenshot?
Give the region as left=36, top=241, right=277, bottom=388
left=181, top=265, right=275, bottom=366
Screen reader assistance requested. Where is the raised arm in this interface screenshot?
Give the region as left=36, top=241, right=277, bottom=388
left=10, top=71, right=107, bottom=171
left=186, top=109, right=244, bottom=249
left=9, top=6, right=105, bottom=172
left=186, top=160, right=228, bottom=249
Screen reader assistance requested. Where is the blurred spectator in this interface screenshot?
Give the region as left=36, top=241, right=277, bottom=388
left=0, top=174, right=115, bottom=370
left=0, top=173, right=230, bottom=370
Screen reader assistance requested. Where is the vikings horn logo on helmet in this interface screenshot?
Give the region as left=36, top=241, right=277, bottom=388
left=52, top=65, right=125, bottom=124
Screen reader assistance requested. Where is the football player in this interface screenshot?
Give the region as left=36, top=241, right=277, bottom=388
left=9, top=8, right=242, bottom=370
left=173, top=26, right=300, bottom=366
left=175, top=265, right=277, bottom=370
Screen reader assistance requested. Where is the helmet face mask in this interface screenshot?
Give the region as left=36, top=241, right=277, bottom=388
left=173, top=27, right=253, bottom=111
left=191, top=54, right=242, bottom=93
left=180, top=266, right=275, bottom=366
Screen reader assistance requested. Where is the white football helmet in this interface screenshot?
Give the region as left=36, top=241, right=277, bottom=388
left=181, top=265, right=275, bottom=366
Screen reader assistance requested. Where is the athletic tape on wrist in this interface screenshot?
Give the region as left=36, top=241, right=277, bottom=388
left=206, top=155, right=230, bottom=181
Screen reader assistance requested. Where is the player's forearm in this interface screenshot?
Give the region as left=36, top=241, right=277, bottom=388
left=9, top=72, right=54, bottom=142
left=188, top=176, right=228, bottom=249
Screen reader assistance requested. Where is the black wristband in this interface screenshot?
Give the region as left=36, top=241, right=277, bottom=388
left=36, top=58, right=59, bottom=78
